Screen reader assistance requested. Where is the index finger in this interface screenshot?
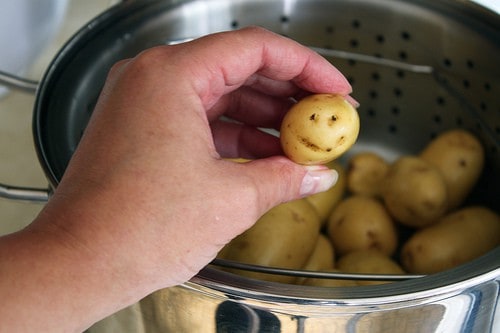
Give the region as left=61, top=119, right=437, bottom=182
left=170, top=26, right=352, bottom=110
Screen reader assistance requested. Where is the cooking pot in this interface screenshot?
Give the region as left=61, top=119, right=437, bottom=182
left=0, top=0, right=499, bottom=332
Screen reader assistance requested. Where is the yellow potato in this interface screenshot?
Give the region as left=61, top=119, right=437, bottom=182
left=401, top=206, right=500, bottom=274
left=301, top=269, right=357, bottom=287
left=327, top=195, right=398, bottom=256
left=219, top=199, right=321, bottom=283
left=381, top=156, right=448, bottom=228
left=420, top=129, right=484, bottom=210
left=305, top=160, right=346, bottom=224
left=336, top=250, right=406, bottom=285
left=301, top=234, right=336, bottom=272
left=280, top=94, right=360, bottom=165
left=347, top=152, right=389, bottom=197
left=296, top=234, right=335, bottom=285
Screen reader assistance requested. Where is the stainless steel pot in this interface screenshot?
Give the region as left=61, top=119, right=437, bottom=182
left=1, top=0, right=499, bottom=332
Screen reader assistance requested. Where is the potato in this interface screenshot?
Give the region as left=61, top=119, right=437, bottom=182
left=280, top=94, right=360, bottom=165
left=420, top=129, right=484, bottom=210
left=296, top=234, right=335, bottom=285
left=302, top=269, right=357, bottom=287
left=381, top=156, right=448, bottom=228
left=301, top=234, right=336, bottom=272
left=347, top=152, right=389, bottom=197
left=336, top=250, right=405, bottom=285
left=401, top=206, right=500, bottom=274
left=327, top=195, right=398, bottom=256
left=219, top=199, right=321, bottom=283
left=305, top=160, right=346, bottom=224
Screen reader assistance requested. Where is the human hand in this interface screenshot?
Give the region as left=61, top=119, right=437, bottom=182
left=43, top=26, right=353, bottom=286
left=9, top=27, right=353, bottom=331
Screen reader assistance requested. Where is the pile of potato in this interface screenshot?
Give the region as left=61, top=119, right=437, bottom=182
left=218, top=128, right=500, bottom=286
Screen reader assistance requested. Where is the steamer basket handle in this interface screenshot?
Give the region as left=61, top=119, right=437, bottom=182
left=0, top=70, right=38, bottom=93
left=0, top=184, right=49, bottom=203
left=0, top=70, right=49, bottom=203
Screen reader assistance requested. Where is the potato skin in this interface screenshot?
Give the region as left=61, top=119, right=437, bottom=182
left=381, top=156, right=448, bottom=228
left=336, top=250, right=405, bottom=285
left=327, top=195, right=398, bottom=256
left=347, top=152, right=389, bottom=197
left=420, top=129, right=484, bottom=210
left=401, top=206, right=500, bottom=274
left=219, top=199, right=321, bottom=283
left=280, top=94, right=359, bottom=165
left=301, top=234, right=336, bottom=272
left=305, top=160, right=346, bottom=224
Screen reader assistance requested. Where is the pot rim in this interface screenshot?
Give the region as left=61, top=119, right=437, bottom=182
left=190, top=247, right=499, bottom=304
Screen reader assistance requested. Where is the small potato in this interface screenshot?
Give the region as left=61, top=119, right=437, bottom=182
left=301, top=234, right=336, bottom=272
left=420, top=129, right=484, bottom=210
left=219, top=199, right=321, bottom=283
left=327, top=195, right=398, bottom=256
left=347, top=152, right=389, bottom=197
left=401, top=206, right=500, bottom=274
left=305, top=160, right=346, bottom=224
left=381, top=156, right=448, bottom=228
left=296, top=234, right=335, bottom=285
left=336, top=250, right=405, bottom=285
left=302, top=269, right=357, bottom=287
left=280, top=94, right=360, bottom=165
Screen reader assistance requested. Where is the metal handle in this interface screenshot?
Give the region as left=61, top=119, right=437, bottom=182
left=0, top=70, right=38, bottom=93
left=0, top=183, right=50, bottom=203
left=0, top=71, right=48, bottom=203
left=211, top=258, right=425, bottom=281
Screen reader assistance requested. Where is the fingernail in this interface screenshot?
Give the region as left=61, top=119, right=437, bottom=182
left=300, top=167, right=338, bottom=197
left=345, top=95, right=360, bottom=108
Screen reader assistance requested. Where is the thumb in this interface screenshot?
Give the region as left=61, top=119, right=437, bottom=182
left=237, top=157, right=338, bottom=214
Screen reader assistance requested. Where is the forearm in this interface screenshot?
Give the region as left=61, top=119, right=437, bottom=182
left=0, top=201, right=155, bottom=333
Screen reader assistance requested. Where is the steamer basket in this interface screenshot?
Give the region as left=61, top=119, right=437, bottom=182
left=27, top=0, right=499, bottom=332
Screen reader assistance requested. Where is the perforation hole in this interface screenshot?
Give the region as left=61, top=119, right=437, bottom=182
left=433, top=114, right=442, bottom=124
left=376, top=34, right=385, bottom=44
left=401, top=31, right=411, bottom=40
left=393, top=88, right=403, bottom=97
left=388, top=124, right=398, bottom=134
